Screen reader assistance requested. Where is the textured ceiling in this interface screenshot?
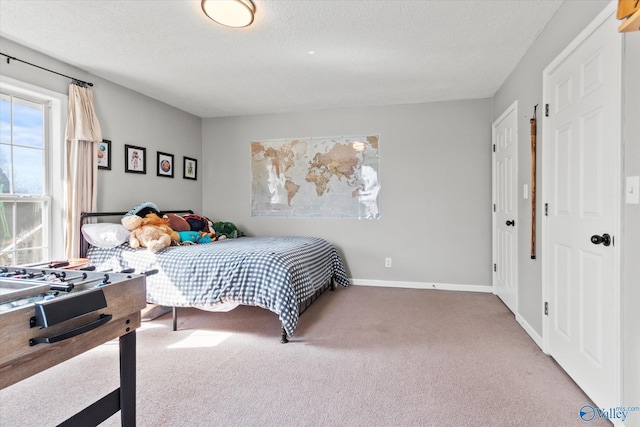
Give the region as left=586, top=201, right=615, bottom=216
left=0, top=0, right=563, bottom=118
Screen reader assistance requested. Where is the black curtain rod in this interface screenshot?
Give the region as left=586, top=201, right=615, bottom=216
left=0, top=52, right=93, bottom=87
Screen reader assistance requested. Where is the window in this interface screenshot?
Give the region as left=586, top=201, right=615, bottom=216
left=0, top=77, right=66, bottom=266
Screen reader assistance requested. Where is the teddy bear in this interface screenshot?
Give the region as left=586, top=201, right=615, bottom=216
left=121, top=213, right=180, bottom=253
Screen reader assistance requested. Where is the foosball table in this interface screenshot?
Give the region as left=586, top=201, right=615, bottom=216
left=0, top=263, right=147, bottom=426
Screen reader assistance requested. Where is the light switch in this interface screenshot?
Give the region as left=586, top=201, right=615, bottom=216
left=523, top=184, right=529, bottom=200
left=626, top=176, right=640, bottom=204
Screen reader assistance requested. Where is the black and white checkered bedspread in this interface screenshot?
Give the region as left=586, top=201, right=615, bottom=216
left=87, top=236, right=349, bottom=336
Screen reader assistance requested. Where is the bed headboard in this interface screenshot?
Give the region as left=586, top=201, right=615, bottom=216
left=79, top=209, right=194, bottom=258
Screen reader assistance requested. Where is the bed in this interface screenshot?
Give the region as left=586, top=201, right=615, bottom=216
left=80, top=211, right=350, bottom=342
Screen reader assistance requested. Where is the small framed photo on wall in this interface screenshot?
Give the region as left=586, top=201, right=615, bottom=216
left=157, top=151, right=174, bottom=178
left=97, top=139, right=111, bottom=170
left=125, top=144, right=146, bottom=174
left=183, top=156, right=197, bottom=180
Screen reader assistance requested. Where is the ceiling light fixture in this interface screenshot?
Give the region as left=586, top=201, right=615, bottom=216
left=201, top=0, right=255, bottom=28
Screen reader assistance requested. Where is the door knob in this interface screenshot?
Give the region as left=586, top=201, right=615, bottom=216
left=590, top=233, right=611, bottom=247
left=506, top=220, right=515, bottom=226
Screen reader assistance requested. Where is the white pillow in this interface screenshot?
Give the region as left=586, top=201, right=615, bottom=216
left=82, top=223, right=130, bottom=248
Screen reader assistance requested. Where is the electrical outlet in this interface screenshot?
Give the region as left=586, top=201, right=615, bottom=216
left=385, top=258, right=392, bottom=268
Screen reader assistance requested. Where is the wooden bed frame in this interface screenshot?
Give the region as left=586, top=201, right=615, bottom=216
left=79, top=210, right=336, bottom=343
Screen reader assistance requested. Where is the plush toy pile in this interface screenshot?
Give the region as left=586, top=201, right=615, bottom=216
left=175, top=214, right=216, bottom=244
left=121, top=211, right=179, bottom=253
left=121, top=202, right=244, bottom=252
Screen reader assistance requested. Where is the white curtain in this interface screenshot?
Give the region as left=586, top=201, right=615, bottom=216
left=65, top=83, right=102, bottom=258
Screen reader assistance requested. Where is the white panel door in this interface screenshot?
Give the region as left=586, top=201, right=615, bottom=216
left=493, top=102, right=518, bottom=314
left=543, top=8, right=621, bottom=410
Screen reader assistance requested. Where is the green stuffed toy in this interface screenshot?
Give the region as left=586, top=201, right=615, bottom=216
left=212, top=222, right=245, bottom=239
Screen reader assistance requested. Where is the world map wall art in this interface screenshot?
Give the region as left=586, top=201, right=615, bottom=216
left=250, top=134, right=380, bottom=219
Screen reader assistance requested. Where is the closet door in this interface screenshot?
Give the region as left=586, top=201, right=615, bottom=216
left=492, top=101, right=518, bottom=314
left=543, top=7, right=621, bottom=411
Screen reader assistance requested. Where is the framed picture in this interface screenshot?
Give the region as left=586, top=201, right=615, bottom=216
left=183, top=156, right=197, bottom=180
left=157, top=151, right=174, bottom=178
left=125, top=144, right=146, bottom=174
left=97, top=139, right=111, bottom=170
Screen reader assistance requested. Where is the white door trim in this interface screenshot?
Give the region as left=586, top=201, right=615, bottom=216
left=541, top=0, right=622, bottom=407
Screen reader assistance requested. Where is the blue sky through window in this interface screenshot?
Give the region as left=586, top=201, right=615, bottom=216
left=0, top=95, right=45, bottom=195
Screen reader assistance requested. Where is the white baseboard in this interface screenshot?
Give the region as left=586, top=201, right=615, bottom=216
left=349, top=279, right=492, bottom=293
left=515, top=313, right=544, bottom=351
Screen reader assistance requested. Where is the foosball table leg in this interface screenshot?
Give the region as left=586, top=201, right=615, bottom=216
left=120, top=330, right=136, bottom=427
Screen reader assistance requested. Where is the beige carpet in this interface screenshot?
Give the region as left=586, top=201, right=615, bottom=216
left=0, top=285, right=610, bottom=426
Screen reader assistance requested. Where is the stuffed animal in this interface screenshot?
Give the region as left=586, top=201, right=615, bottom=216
left=163, top=213, right=191, bottom=232
left=174, top=214, right=216, bottom=244
left=121, top=213, right=180, bottom=253
left=183, top=214, right=213, bottom=233
left=212, top=221, right=245, bottom=239
left=177, top=231, right=215, bottom=244
left=125, top=201, right=160, bottom=218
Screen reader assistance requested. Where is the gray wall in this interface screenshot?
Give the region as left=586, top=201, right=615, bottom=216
left=202, top=99, right=492, bottom=286
left=0, top=37, right=203, bottom=215
left=492, top=0, right=640, bottom=420
left=92, top=80, right=202, bottom=213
